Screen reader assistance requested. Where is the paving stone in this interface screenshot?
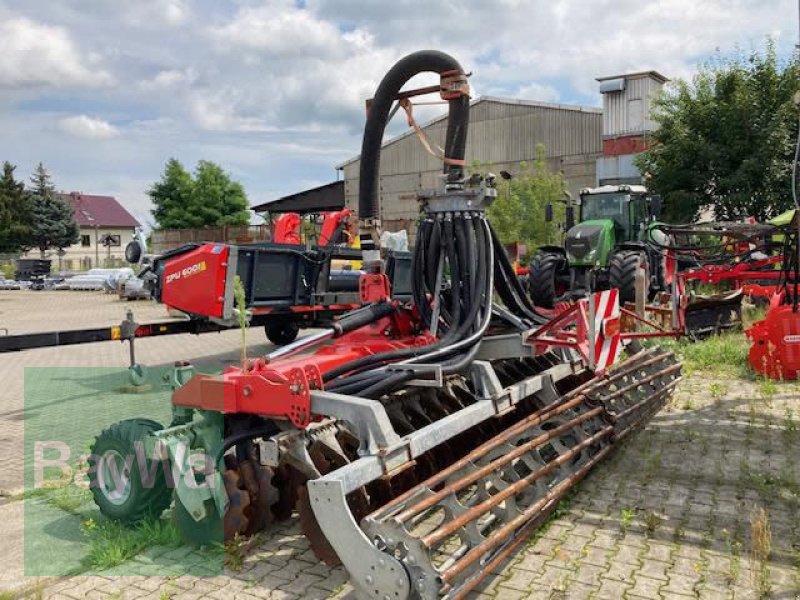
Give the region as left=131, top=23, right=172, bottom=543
left=601, top=561, right=637, bottom=583
left=499, top=566, right=542, bottom=591
left=595, top=577, right=632, bottom=599
left=644, top=541, right=674, bottom=562
left=662, top=573, right=701, bottom=596
left=629, top=574, right=665, bottom=598
left=571, top=563, right=605, bottom=586
left=639, top=559, right=670, bottom=582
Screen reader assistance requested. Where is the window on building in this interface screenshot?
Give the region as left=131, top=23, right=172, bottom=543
left=99, top=234, right=121, bottom=247
left=81, top=235, right=91, bottom=247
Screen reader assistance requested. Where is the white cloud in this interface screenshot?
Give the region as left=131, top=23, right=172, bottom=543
left=513, top=82, right=561, bottom=103
left=140, top=68, right=197, bottom=89
left=58, top=115, right=120, bottom=140
left=123, top=0, right=190, bottom=26
left=1, top=0, right=798, bottom=225
left=0, top=17, right=111, bottom=88
left=211, top=3, right=352, bottom=58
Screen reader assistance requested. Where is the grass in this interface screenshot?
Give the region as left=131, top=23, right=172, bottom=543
left=722, top=528, right=743, bottom=585
left=79, top=516, right=182, bottom=572
left=0, top=582, right=44, bottom=600
left=524, top=492, right=575, bottom=550
left=758, top=378, right=777, bottom=405
left=642, top=510, right=662, bottom=537
left=650, top=332, right=751, bottom=377
left=234, top=274, right=248, bottom=368
left=709, top=383, right=728, bottom=399
left=784, top=407, right=798, bottom=436
left=620, top=507, right=636, bottom=534
left=750, top=506, right=772, bottom=598
left=224, top=534, right=247, bottom=572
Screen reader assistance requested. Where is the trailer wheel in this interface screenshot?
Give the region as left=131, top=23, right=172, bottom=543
left=609, top=251, right=649, bottom=304
left=528, top=251, right=567, bottom=308
left=88, top=418, right=172, bottom=523
left=265, top=321, right=299, bottom=345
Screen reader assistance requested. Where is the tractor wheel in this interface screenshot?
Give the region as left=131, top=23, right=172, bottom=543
left=528, top=251, right=567, bottom=308
left=88, top=418, right=172, bottom=523
left=265, top=321, right=299, bottom=346
left=609, top=251, right=649, bottom=304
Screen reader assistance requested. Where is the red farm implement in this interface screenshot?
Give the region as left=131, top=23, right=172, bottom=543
left=85, top=51, right=683, bottom=599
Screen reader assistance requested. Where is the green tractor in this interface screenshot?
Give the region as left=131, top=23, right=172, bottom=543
left=529, top=184, right=668, bottom=307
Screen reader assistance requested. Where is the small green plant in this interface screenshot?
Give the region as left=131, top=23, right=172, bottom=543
left=758, top=379, right=777, bottom=405
left=643, top=510, right=662, bottom=536
left=48, top=484, right=90, bottom=514
left=750, top=506, right=772, bottom=598
left=722, top=528, right=742, bottom=585
left=233, top=275, right=248, bottom=368
left=643, top=449, right=662, bottom=479
left=682, top=396, right=694, bottom=410
left=620, top=507, right=636, bottom=534
left=80, top=517, right=182, bottom=571
left=224, top=534, right=246, bottom=572
left=784, top=407, right=798, bottom=435
left=0, top=262, right=15, bottom=280
left=709, top=383, right=728, bottom=399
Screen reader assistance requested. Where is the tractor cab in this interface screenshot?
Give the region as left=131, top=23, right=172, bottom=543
left=530, top=184, right=665, bottom=308
left=567, top=185, right=656, bottom=266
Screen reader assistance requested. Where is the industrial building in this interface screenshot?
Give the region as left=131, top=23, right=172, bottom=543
left=254, top=71, right=668, bottom=243
left=336, top=97, right=603, bottom=239
left=596, top=71, right=669, bottom=185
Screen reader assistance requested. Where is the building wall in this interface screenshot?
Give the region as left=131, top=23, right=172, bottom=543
left=597, top=74, right=666, bottom=186
left=601, top=76, right=662, bottom=137
left=341, top=99, right=603, bottom=241
left=23, top=227, right=137, bottom=270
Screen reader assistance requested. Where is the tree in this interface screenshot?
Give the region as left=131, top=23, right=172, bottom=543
left=149, top=159, right=194, bottom=229
left=485, top=145, right=567, bottom=258
left=149, top=159, right=250, bottom=229
left=192, top=161, right=250, bottom=226
left=0, top=162, right=33, bottom=253
left=637, top=42, right=799, bottom=222
left=28, top=163, right=80, bottom=257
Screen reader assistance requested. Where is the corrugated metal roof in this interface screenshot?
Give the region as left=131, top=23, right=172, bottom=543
left=336, top=95, right=602, bottom=169
left=596, top=71, right=669, bottom=84
left=251, top=180, right=344, bottom=214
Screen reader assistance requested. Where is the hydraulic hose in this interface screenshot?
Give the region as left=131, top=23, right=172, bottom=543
left=358, top=50, right=469, bottom=223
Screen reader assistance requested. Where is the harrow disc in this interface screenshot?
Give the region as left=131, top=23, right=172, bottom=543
left=173, top=459, right=280, bottom=545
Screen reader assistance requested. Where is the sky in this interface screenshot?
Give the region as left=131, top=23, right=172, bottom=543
left=0, top=0, right=798, bottom=228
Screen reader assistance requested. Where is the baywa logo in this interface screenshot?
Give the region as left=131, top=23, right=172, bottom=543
left=34, top=439, right=216, bottom=497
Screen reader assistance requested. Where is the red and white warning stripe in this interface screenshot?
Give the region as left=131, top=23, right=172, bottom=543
left=592, top=289, right=621, bottom=371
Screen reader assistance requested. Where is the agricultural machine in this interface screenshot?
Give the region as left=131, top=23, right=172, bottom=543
left=0, top=212, right=386, bottom=355
left=529, top=185, right=668, bottom=307
left=86, top=51, right=683, bottom=598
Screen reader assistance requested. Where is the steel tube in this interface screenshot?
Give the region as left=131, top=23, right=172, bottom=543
left=422, top=424, right=613, bottom=548
left=442, top=443, right=613, bottom=582
left=265, top=329, right=334, bottom=362
left=394, top=404, right=604, bottom=525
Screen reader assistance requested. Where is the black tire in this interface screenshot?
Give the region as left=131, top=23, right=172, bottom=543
left=124, top=240, right=142, bottom=264
left=609, top=251, right=649, bottom=304
left=265, top=321, right=300, bottom=345
left=528, top=251, right=567, bottom=308
left=88, top=418, right=172, bottom=523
